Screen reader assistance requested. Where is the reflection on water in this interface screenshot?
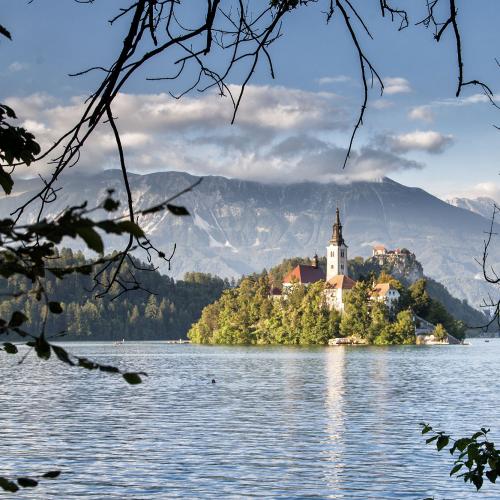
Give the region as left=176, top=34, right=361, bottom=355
left=1, top=341, right=499, bottom=499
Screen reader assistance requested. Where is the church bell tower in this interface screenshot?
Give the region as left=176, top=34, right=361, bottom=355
left=326, top=208, right=348, bottom=281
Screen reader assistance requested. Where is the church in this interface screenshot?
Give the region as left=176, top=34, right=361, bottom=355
left=279, top=208, right=399, bottom=312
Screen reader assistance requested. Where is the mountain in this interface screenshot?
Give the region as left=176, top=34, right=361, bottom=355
left=446, top=196, right=497, bottom=220
left=2, top=170, right=498, bottom=309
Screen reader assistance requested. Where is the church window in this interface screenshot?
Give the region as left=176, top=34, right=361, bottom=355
left=331, top=265, right=333, bottom=269
left=341, top=250, right=344, bottom=257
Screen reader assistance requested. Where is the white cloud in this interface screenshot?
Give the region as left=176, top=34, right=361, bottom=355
left=380, top=130, right=453, bottom=154
left=384, top=77, right=411, bottom=95
left=448, top=182, right=500, bottom=204
left=317, top=75, right=351, bottom=85
left=6, top=86, right=422, bottom=184
left=408, top=106, right=434, bottom=122
left=373, top=99, right=394, bottom=110
left=8, top=61, right=28, bottom=73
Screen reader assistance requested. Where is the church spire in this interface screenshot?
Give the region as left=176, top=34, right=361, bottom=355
left=330, top=207, right=345, bottom=245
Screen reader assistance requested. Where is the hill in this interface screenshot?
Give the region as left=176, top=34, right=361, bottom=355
left=0, top=248, right=230, bottom=341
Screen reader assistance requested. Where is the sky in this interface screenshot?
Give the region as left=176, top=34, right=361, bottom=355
left=1, top=0, right=500, bottom=202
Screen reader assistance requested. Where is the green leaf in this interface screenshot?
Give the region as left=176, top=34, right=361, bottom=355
left=437, top=435, right=450, bottom=451
left=0, top=166, right=14, bottom=195
left=8, top=311, right=27, bottom=328
left=486, top=470, right=497, bottom=483
left=450, top=463, right=463, bottom=476
left=123, top=372, right=142, bottom=384
left=3, top=342, right=18, bottom=354
left=0, top=477, right=19, bottom=492
left=471, top=474, right=483, bottom=491
left=426, top=435, right=438, bottom=444
left=17, top=477, right=38, bottom=488
left=75, top=226, right=104, bottom=253
left=454, top=438, right=470, bottom=452
left=42, top=470, right=61, bottom=479
left=48, top=301, right=63, bottom=314
left=167, top=204, right=190, bottom=216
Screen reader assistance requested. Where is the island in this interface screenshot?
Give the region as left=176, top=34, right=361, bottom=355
left=189, top=209, right=476, bottom=345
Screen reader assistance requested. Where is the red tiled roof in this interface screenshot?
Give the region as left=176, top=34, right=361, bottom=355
left=326, top=275, right=357, bottom=290
left=373, top=245, right=386, bottom=250
left=283, top=265, right=325, bottom=284
left=372, top=282, right=399, bottom=297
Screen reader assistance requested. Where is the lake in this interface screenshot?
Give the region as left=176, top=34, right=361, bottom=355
left=1, top=341, right=499, bottom=499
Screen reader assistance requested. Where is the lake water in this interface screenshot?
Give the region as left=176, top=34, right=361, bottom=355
left=1, top=341, right=499, bottom=499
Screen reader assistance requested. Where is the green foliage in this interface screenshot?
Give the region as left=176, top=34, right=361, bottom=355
left=340, top=281, right=372, bottom=341
left=0, top=104, right=41, bottom=194
left=433, top=323, right=448, bottom=342
left=0, top=250, right=229, bottom=341
left=421, top=424, right=500, bottom=491
left=189, top=275, right=340, bottom=345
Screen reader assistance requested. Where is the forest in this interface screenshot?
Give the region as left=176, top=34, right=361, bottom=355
left=0, top=248, right=230, bottom=341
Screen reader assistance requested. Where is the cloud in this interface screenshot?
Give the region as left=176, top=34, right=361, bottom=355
left=379, top=130, right=453, bottom=154
left=8, top=61, right=28, bottom=73
left=408, top=106, right=434, bottom=122
left=384, top=77, right=411, bottom=95
left=317, top=75, right=351, bottom=85
left=6, top=86, right=422, bottom=184
left=373, top=99, right=394, bottom=110
left=449, top=182, right=500, bottom=204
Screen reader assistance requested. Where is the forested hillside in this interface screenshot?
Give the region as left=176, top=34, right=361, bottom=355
left=0, top=249, right=230, bottom=341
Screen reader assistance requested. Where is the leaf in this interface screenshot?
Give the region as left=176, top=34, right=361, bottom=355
left=8, top=311, right=27, bottom=328
left=0, top=477, right=19, bottom=492
left=0, top=166, right=14, bottom=195
left=426, top=435, right=438, bottom=444
left=48, top=301, right=63, bottom=314
left=3, top=342, right=18, bottom=354
left=35, top=338, right=51, bottom=361
left=17, top=477, right=38, bottom=488
left=471, top=474, right=483, bottom=491
left=167, top=204, right=190, bottom=216
left=450, top=463, right=463, bottom=476
left=0, top=24, right=12, bottom=40
left=454, top=438, right=470, bottom=452
left=42, top=470, right=61, bottom=479
left=78, top=357, right=97, bottom=370
left=437, top=435, right=450, bottom=451
left=123, top=372, right=142, bottom=384
left=486, top=470, right=497, bottom=483
left=98, top=364, right=120, bottom=373
left=75, top=226, right=104, bottom=253
left=52, top=345, right=74, bottom=366
left=103, top=198, right=120, bottom=212
left=115, top=220, right=144, bottom=237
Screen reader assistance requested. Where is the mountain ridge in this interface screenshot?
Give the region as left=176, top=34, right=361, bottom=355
left=2, top=170, right=498, bottom=310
